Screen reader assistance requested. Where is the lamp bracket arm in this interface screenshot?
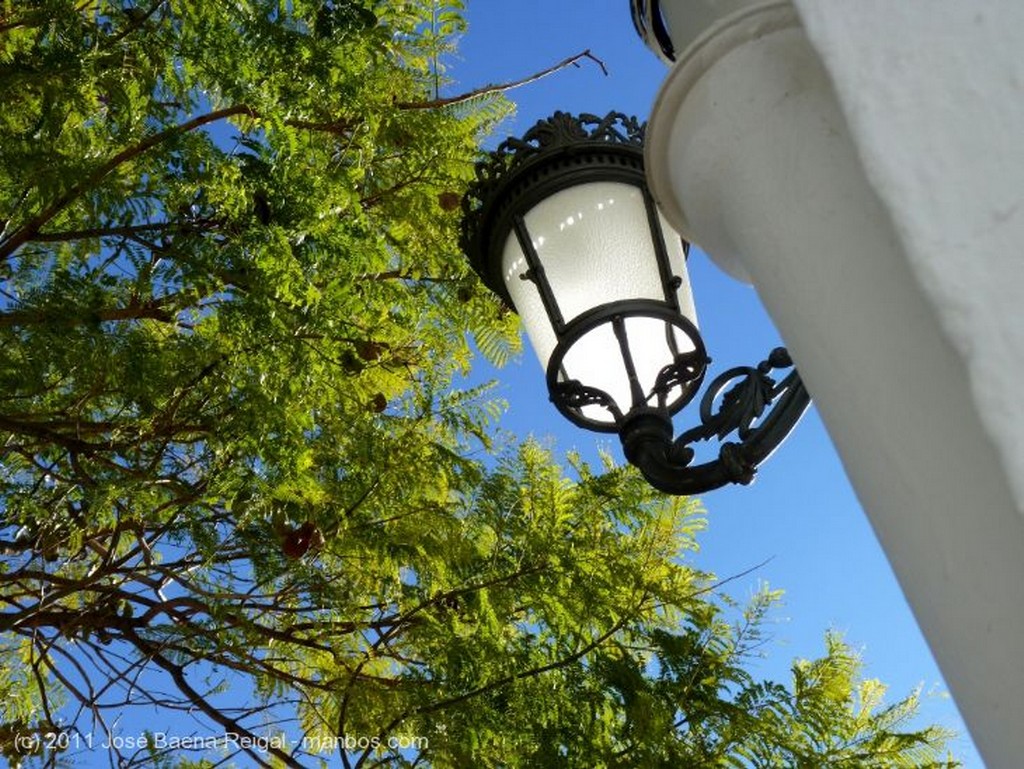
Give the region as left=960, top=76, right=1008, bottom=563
left=621, top=348, right=811, bottom=495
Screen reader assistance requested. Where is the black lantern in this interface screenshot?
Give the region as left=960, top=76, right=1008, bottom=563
left=461, top=112, right=810, bottom=494
left=630, top=0, right=677, bottom=64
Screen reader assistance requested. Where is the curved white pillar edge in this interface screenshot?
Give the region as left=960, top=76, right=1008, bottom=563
left=643, top=0, right=797, bottom=282
left=644, top=6, right=1024, bottom=767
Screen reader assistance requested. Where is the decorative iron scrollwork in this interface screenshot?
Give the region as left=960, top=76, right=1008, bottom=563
left=620, top=348, right=810, bottom=495
left=461, top=112, right=646, bottom=247
left=679, top=348, right=794, bottom=444
left=649, top=349, right=709, bottom=409
left=493, top=111, right=644, bottom=170
left=550, top=379, right=624, bottom=423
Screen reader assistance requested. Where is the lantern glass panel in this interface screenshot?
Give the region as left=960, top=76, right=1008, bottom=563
left=501, top=180, right=697, bottom=381
left=527, top=182, right=663, bottom=321
left=559, top=315, right=700, bottom=424
left=502, top=240, right=559, bottom=371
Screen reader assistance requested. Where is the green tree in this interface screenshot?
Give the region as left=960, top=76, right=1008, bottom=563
left=0, top=2, right=959, bottom=768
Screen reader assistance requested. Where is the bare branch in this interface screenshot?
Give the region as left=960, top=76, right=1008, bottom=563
left=121, top=627, right=302, bottom=769
left=395, top=49, right=609, bottom=111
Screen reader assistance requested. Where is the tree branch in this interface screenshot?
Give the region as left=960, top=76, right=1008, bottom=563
left=415, top=602, right=640, bottom=717
left=121, top=627, right=303, bottom=769
left=0, top=298, right=176, bottom=328
left=395, top=49, right=608, bottom=110
left=0, top=105, right=256, bottom=262
left=0, top=10, right=49, bottom=34
left=109, top=0, right=169, bottom=44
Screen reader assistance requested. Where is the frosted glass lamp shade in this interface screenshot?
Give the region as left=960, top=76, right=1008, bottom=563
left=460, top=111, right=708, bottom=432
left=502, top=182, right=701, bottom=429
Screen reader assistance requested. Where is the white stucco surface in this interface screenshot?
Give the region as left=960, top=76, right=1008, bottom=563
left=644, top=3, right=1024, bottom=764
left=791, top=1, right=1024, bottom=516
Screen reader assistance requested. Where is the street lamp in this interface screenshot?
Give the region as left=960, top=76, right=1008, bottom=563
left=460, top=111, right=810, bottom=494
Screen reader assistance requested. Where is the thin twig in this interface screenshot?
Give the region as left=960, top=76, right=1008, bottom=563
left=396, top=49, right=609, bottom=110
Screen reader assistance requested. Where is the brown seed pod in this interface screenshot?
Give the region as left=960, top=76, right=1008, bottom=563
left=438, top=191, right=462, bottom=212
left=355, top=340, right=386, bottom=361
left=281, top=521, right=323, bottom=559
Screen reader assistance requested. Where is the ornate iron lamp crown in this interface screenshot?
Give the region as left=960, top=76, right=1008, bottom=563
left=461, top=111, right=649, bottom=305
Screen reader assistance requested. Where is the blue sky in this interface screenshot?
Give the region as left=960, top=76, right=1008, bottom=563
left=455, top=1, right=983, bottom=765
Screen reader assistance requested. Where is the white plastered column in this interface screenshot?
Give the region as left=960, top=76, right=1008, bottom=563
left=644, top=2, right=1024, bottom=766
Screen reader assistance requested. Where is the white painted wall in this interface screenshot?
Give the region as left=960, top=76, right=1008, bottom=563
left=643, top=2, right=1024, bottom=766
left=792, top=0, right=1024, bottom=547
